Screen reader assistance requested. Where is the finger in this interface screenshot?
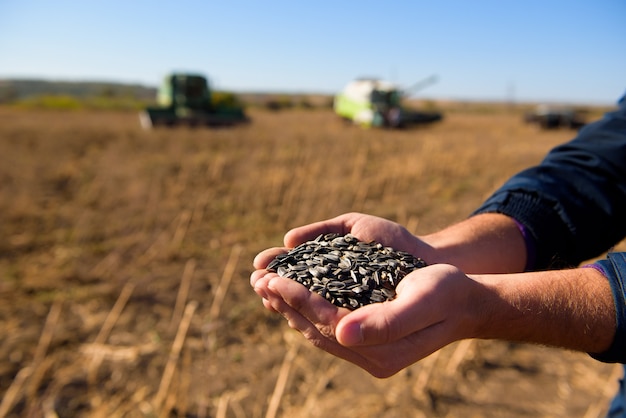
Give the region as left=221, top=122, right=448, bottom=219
left=261, top=297, right=278, bottom=313
left=250, top=269, right=279, bottom=296
left=253, top=271, right=298, bottom=314
left=253, top=247, right=290, bottom=269
left=283, top=214, right=358, bottom=247
left=250, top=270, right=280, bottom=313
left=266, top=276, right=349, bottom=339
left=250, top=269, right=268, bottom=287
left=261, top=277, right=341, bottom=343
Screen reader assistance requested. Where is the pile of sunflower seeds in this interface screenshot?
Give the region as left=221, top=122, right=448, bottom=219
left=266, top=233, right=427, bottom=310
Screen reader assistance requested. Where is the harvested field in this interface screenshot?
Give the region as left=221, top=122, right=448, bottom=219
left=0, top=105, right=622, bottom=417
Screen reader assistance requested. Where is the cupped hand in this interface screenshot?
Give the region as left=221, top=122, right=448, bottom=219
left=253, top=212, right=434, bottom=272
left=250, top=263, right=481, bottom=378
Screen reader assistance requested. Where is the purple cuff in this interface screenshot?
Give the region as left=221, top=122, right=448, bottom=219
left=581, top=263, right=608, bottom=277
left=514, top=219, right=536, bottom=271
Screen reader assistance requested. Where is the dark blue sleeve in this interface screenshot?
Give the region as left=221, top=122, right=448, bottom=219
left=591, top=253, right=626, bottom=363
left=473, top=95, right=626, bottom=269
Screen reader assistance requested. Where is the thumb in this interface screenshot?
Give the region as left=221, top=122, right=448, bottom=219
left=335, top=267, right=448, bottom=347
left=334, top=302, right=405, bottom=347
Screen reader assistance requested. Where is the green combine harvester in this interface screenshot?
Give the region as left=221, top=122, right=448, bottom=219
left=140, top=73, right=249, bottom=128
left=333, top=75, right=442, bottom=128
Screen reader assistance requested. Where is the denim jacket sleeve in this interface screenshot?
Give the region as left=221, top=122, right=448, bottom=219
left=472, top=94, right=626, bottom=363
left=591, top=253, right=626, bottom=363
left=473, top=94, right=626, bottom=269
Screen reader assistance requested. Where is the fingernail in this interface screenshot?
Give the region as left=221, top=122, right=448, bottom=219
left=340, top=322, right=363, bottom=346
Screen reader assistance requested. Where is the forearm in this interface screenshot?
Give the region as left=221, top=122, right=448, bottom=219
left=470, top=267, right=616, bottom=354
left=420, top=213, right=528, bottom=274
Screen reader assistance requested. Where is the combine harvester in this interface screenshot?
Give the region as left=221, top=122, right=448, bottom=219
left=523, top=104, right=587, bottom=130
left=334, top=75, right=442, bottom=128
left=140, top=73, right=249, bottom=129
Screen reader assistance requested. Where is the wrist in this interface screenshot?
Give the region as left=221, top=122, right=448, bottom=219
left=419, top=213, right=527, bottom=274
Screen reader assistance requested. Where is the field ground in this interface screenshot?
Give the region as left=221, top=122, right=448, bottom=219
left=0, top=105, right=623, bottom=417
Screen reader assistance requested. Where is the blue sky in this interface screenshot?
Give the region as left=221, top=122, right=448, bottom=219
left=1, top=0, right=624, bottom=104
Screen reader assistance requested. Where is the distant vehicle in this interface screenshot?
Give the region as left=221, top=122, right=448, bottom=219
left=523, top=105, right=586, bottom=130
left=333, top=76, right=442, bottom=128
left=140, top=73, right=249, bottom=129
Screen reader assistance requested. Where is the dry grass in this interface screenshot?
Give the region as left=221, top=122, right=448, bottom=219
left=0, top=105, right=621, bottom=417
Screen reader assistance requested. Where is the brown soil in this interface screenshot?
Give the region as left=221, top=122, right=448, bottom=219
left=0, top=106, right=621, bottom=417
